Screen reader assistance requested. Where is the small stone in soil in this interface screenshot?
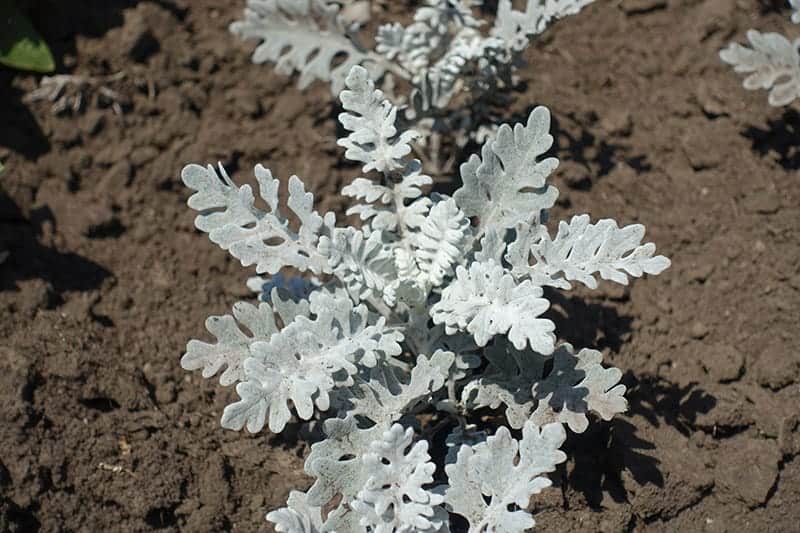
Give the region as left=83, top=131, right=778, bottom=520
left=752, top=340, right=799, bottom=391
left=701, top=343, right=744, bottom=383
left=690, top=321, right=709, bottom=339
left=714, top=437, right=779, bottom=507
left=742, top=189, right=781, bottom=215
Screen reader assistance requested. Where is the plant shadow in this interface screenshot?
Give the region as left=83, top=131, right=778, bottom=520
left=545, top=290, right=633, bottom=354
left=0, top=190, right=111, bottom=294
left=557, top=377, right=716, bottom=508
left=549, top=112, right=652, bottom=190
left=742, top=108, right=800, bottom=170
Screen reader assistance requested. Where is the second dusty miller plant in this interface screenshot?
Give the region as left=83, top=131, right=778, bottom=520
left=720, top=0, right=800, bottom=106
left=230, top=0, right=595, bottom=172
left=180, top=65, right=670, bottom=531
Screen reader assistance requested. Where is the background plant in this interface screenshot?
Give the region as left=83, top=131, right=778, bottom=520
left=229, top=0, right=595, bottom=174
left=0, top=1, right=54, bottom=73
left=720, top=0, right=800, bottom=106
left=180, top=64, right=670, bottom=531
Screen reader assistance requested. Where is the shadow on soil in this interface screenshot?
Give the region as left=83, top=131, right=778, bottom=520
left=743, top=108, right=800, bottom=170
left=0, top=190, right=111, bottom=294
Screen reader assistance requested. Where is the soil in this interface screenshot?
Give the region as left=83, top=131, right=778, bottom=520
left=1, top=0, right=799, bottom=531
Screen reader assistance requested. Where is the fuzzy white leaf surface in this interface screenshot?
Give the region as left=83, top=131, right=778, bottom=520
left=181, top=301, right=279, bottom=386
left=338, top=65, right=420, bottom=173
left=431, top=260, right=556, bottom=353
left=318, top=227, right=396, bottom=302
left=182, top=164, right=332, bottom=275
left=453, top=107, right=559, bottom=232
left=180, top=63, right=672, bottom=531
left=444, top=421, right=567, bottom=531
left=493, top=0, right=595, bottom=48
left=304, top=415, right=389, bottom=507
left=230, top=0, right=381, bottom=94
left=220, top=290, right=403, bottom=433
left=413, top=196, right=471, bottom=287
left=343, top=160, right=433, bottom=232
left=350, top=350, right=455, bottom=426
left=181, top=287, right=313, bottom=387
left=352, top=424, right=446, bottom=533
left=266, top=490, right=324, bottom=533
left=792, top=0, right=800, bottom=24
left=507, top=214, right=671, bottom=289
left=464, top=342, right=627, bottom=432
left=720, top=29, right=800, bottom=106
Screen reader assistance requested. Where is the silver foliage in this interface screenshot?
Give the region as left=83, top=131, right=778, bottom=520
left=230, top=0, right=382, bottom=94
left=349, top=350, right=455, bottom=426
left=412, top=196, right=472, bottom=287
left=463, top=342, right=627, bottom=432
left=430, top=259, right=556, bottom=353
left=444, top=421, right=567, bottom=531
left=507, top=214, right=671, bottom=290
left=182, top=163, right=333, bottom=275
left=338, top=66, right=420, bottom=173
left=181, top=62, right=669, bottom=530
left=453, top=106, right=559, bottom=232
left=351, top=424, right=446, bottom=532
left=266, top=490, right=325, bottom=533
left=220, top=289, right=403, bottom=433
left=721, top=29, right=800, bottom=106
left=230, top=0, right=597, bottom=150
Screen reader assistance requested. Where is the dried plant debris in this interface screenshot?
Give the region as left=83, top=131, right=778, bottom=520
left=180, top=65, right=670, bottom=530
left=24, top=73, right=131, bottom=115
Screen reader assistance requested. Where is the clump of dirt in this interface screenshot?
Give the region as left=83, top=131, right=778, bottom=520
left=1, top=0, right=799, bottom=531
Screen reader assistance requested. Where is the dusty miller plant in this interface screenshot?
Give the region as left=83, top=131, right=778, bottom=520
left=229, top=0, right=595, bottom=173
left=720, top=0, right=800, bottom=106
left=180, top=65, right=670, bottom=531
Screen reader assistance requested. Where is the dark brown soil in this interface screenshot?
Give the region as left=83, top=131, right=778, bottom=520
left=1, top=0, right=799, bottom=531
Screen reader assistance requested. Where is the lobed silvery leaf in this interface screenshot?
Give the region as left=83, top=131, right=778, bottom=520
left=464, top=342, right=627, bottom=432
left=266, top=490, right=324, bottom=533
left=304, top=415, right=389, bottom=508
left=338, top=65, right=420, bottom=173
left=230, top=0, right=382, bottom=94
left=221, top=289, right=403, bottom=433
left=792, top=0, right=800, bottom=24
left=430, top=260, right=556, bottom=353
left=377, top=0, right=480, bottom=80
left=413, top=196, right=471, bottom=287
left=181, top=287, right=312, bottom=387
left=461, top=340, right=548, bottom=429
left=343, top=160, right=433, bottom=232
left=507, top=214, right=671, bottom=290
left=453, top=106, right=559, bottom=233
left=350, top=350, right=455, bottom=426
left=720, top=29, right=800, bottom=106
left=530, top=344, right=626, bottom=432
left=318, top=227, right=396, bottom=302
left=181, top=301, right=279, bottom=386
left=352, top=424, right=446, bottom=532
left=182, top=163, right=333, bottom=275
left=492, top=0, right=595, bottom=49
left=444, top=421, right=567, bottom=531
left=473, top=225, right=506, bottom=264
left=403, top=311, right=481, bottom=384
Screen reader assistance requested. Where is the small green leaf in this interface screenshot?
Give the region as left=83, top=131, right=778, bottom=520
left=0, top=1, right=55, bottom=73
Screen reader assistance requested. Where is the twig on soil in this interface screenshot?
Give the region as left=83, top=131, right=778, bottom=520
left=97, top=462, right=135, bottom=476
